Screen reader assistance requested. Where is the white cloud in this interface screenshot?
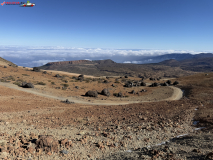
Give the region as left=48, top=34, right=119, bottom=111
left=0, top=45, right=211, bottom=67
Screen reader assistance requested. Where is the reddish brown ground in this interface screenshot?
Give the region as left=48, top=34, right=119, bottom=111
left=0, top=63, right=212, bottom=159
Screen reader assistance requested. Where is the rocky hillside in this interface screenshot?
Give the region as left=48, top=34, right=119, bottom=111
left=39, top=59, right=196, bottom=78
left=0, top=57, right=18, bottom=67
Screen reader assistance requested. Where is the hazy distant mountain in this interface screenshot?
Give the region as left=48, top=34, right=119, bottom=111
left=160, top=56, right=213, bottom=72
left=136, top=53, right=213, bottom=64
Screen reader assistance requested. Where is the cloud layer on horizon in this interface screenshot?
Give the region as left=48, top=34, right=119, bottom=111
left=0, top=45, right=210, bottom=67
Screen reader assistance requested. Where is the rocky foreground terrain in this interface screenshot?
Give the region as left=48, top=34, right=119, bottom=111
left=0, top=58, right=212, bottom=159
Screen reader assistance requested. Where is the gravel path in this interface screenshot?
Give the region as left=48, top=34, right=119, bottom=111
left=0, top=82, right=183, bottom=105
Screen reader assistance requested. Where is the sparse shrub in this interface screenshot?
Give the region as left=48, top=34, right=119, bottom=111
left=17, top=79, right=24, bottom=82
left=22, top=74, right=30, bottom=76
left=13, top=81, right=22, bottom=86
left=85, top=79, right=90, bottom=83
left=7, top=76, right=15, bottom=81
left=115, top=81, right=120, bottom=83
left=51, top=82, right=55, bottom=85
left=0, top=79, right=6, bottom=82
left=48, top=80, right=51, bottom=82
left=98, top=80, right=102, bottom=83
left=61, top=84, right=69, bottom=87
left=37, top=82, right=46, bottom=85
left=72, top=76, right=77, bottom=79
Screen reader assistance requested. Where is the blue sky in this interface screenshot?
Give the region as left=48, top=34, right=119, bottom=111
left=0, top=0, right=213, bottom=66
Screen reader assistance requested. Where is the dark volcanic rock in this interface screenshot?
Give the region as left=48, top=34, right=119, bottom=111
left=33, top=67, right=40, bottom=72
left=85, top=90, right=98, bottom=97
left=166, top=80, right=171, bottom=85
left=101, top=88, right=110, bottom=96
left=141, top=82, right=146, bottom=86
left=124, top=81, right=133, bottom=88
left=117, top=92, right=123, bottom=97
left=131, top=90, right=136, bottom=94
left=150, top=82, right=159, bottom=87
left=173, top=81, right=179, bottom=85
left=124, top=75, right=128, bottom=78
left=61, top=99, right=74, bottom=104
left=3, top=66, right=7, bottom=68
left=55, top=74, right=60, bottom=77
left=162, top=82, right=169, bottom=86
left=22, top=82, right=34, bottom=88
left=103, top=80, right=109, bottom=83
left=78, top=75, right=84, bottom=81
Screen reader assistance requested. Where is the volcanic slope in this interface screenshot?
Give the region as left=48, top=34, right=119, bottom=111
left=0, top=58, right=212, bottom=159
left=39, top=59, right=196, bottom=77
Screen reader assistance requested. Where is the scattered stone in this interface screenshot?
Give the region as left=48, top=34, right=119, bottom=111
left=101, top=88, right=110, bottom=96
left=141, top=82, right=146, bottom=86
left=61, top=99, right=74, bottom=104
left=131, top=90, right=136, bottom=94
left=75, top=86, right=79, bottom=89
left=85, top=90, right=98, bottom=97
left=117, top=92, right=123, bottom=97
left=124, top=75, right=128, bottom=78
left=22, top=82, right=34, bottom=88
left=60, top=150, right=68, bottom=154
left=55, top=74, right=60, bottom=77
left=173, top=81, right=179, bottom=85
left=35, top=135, right=58, bottom=153
left=103, top=80, right=109, bottom=83
left=166, top=80, right=171, bottom=85
left=32, top=67, right=40, bottom=72
left=124, top=81, right=133, bottom=88
left=43, top=71, right=47, bottom=74
left=150, top=82, right=158, bottom=87
left=162, top=82, right=169, bottom=86
left=78, top=75, right=84, bottom=81
left=3, top=66, right=7, bottom=68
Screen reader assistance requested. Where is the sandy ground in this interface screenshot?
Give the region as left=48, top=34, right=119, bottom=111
left=0, top=64, right=212, bottom=160
left=0, top=81, right=182, bottom=105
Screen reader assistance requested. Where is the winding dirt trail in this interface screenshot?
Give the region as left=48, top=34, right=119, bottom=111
left=0, top=82, right=183, bottom=105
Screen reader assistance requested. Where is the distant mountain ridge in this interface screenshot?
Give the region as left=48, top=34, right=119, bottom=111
left=138, top=53, right=213, bottom=64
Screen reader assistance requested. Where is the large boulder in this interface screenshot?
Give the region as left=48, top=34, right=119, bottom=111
left=33, top=67, right=40, bottom=72
left=141, top=82, right=146, bottom=86
left=103, top=80, right=109, bottom=83
left=124, top=81, right=133, bottom=88
left=22, top=82, right=34, bottom=88
left=35, top=135, right=58, bottom=153
left=118, top=92, right=123, bottom=97
left=55, top=74, right=60, bottom=78
left=131, top=90, right=136, bottom=94
left=173, top=81, right=179, bottom=85
left=101, top=88, right=110, bottom=97
left=150, top=82, right=158, bottom=87
left=162, top=82, right=169, bottom=86
left=85, top=90, right=98, bottom=97
left=78, top=75, right=84, bottom=81
left=166, top=80, right=171, bottom=85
